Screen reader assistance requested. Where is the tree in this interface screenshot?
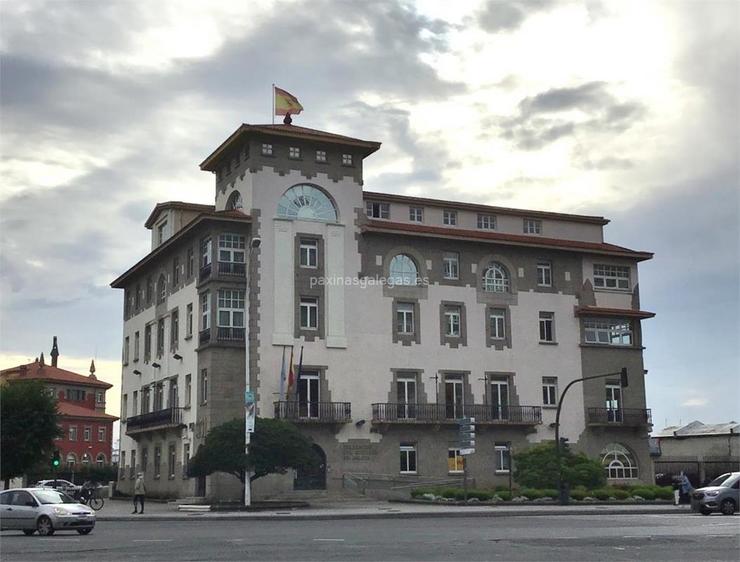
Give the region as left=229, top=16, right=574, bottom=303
left=1, top=380, right=62, bottom=488
left=188, top=417, right=319, bottom=485
left=513, top=441, right=605, bottom=489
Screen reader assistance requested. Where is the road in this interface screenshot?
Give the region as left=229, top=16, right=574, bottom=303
left=1, top=513, right=738, bottom=561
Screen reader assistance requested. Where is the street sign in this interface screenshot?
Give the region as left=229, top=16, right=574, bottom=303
left=458, top=417, right=476, bottom=451
left=459, top=448, right=475, bottom=455
left=245, top=390, right=256, bottom=434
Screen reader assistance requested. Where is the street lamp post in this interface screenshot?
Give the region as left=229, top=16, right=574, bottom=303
left=244, top=236, right=261, bottom=507
left=554, top=367, right=628, bottom=505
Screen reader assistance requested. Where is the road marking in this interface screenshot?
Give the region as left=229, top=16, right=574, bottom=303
left=313, top=538, right=345, bottom=542
left=133, top=539, right=173, bottom=543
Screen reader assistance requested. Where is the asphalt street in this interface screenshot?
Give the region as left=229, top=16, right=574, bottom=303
left=1, top=513, right=738, bottom=561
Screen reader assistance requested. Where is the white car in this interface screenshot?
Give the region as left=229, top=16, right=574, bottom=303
left=34, top=479, right=81, bottom=495
left=0, top=488, right=95, bottom=536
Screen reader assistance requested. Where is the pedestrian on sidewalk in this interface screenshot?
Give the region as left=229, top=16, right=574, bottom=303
left=133, top=473, right=146, bottom=514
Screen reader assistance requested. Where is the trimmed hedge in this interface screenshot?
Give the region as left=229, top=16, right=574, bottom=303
left=410, top=483, right=673, bottom=502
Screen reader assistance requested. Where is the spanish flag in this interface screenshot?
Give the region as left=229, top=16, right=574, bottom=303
left=274, top=86, right=303, bottom=116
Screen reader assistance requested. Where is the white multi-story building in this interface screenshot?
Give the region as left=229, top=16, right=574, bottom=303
left=113, top=122, right=655, bottom=500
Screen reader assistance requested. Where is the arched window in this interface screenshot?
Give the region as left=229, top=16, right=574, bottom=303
left=157, top=274, right=166, bottom=303
left=277, top=184, right=337, bottom=222
left=96, top=453, right=106, bottom=468
left=483, top=263, right=510, bottom=293
left=81, top=453, right=91, bottom=465
left=226, top=190, right=243, bottom=211
left=66, top=453, right=77, bottom=468
left=389, top=254, right=418, bottom=286
left=601, top=443, right=638, bottom=479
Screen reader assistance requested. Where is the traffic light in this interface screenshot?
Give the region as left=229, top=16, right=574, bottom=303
left=620, top=367, right=629, bottom=388
left=51, top=450, right=61, bottom=469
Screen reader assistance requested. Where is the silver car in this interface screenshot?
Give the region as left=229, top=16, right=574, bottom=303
left=691, top=472, right=740, bottom=516
left=0, top=488, right=95, bottom=536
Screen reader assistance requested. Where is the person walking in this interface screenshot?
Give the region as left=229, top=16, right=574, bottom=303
left=132, top=472, right=146, bottom=514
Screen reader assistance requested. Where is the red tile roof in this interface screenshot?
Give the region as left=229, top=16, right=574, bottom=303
left=57, top=401, right=118, bottom=421
left=0, top=362, right=112, bottom=389
left=363, top=191, right=610, bottom=225
left=575, top=306, right=656, bottom=319
left=362, top=220, right=654, bottom=261
left=200, top=123, right=381, bottom=171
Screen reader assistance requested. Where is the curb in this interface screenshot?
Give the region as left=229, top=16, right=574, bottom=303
left=96, top=506, right=691, bottom=522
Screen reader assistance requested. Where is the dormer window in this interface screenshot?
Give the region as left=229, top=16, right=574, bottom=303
left=316, top=150, right=327, bottom=162
left=524, top=218, right=542, bottom=234
left=261, top=143, right=273, bottom=156
left=342, top=153, right=353, bottom=166
left=443, top=210, right=457, bottom=226
left=366, top=201, right=389, bottom=219
left=409, top=207, right=423, bottom=222
left=289, top=146, right=301, bottom=159
left=477, top=214, right=496, bottom=230
left=157, top=220, right=168, bottom=246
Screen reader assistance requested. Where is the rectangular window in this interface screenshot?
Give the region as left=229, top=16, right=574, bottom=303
left=142, top=387, right=151, bottom=414
left=539, top=312, right=554, bottom=342
left=122, top=394, right=128, bottom=421
left=542, top=377, right=558, bottom=406
left=448, top=449, right=464, bottom=473
left=443, top=254, right=459, bottom=280
left=342, top=153, right=353, bottom=166
left=584, top=319, right=633, bottom=346
left=173, top=255, right=180, bottom=286
left=201, top=291, right=210, bottom=331
left=134, top=331, right=140, bottom=361
left=157, top=220, right=167, bottom=245
left=443, top=209, right=457, bottom=225
left=135, top=284, right=141, bottom=310
left=130, top=451, right=136, bottom=478
left=400, top=445, right=417, bottom=474
left=84, top=427, right=91, bottom=442
left=366, top=201, right=390, bottom=219
left=69, top=426, right=77, bottom=441
left=157, top=318, right=165, bottom=356
left=288, top=146, right=301, bottom=159
left=315, top=150, right=327, bottom=162
left=537, top=261, right=552, bottom=287
left=96, top=391, right=104, bottom=404
left=185, top=374, right=192, bottom=407
left=261, top=143, right=273, bottom=156
left=299, top=239, right=318, bottom=268
left=141, top=447, right=148, bottom=472
left=396, top=302, right=415, bottom=334
left=217, top=289, right=245, bottom=332
left=123, top=336, right=130, bottom=365
left=593, top=264, right=630, bottom=290
left=168, top=443, right=176, bottom=478
left=409, top=207, right=423, bottom=222
left=186, top=303, right=193, bottom=337
left=523, top=218, right=542, bottom=234
left=146, top=276, right=154, bottom=305
left=187, top=247, right=194, bottom=278
left=477, top=214, right=496, bottom=229
left=495, top=443, right=511, bottom=473
left=98, top=427, right=106, bottom=442
left=300, top=297, right=319, bottom=330
left=445, top=306, right=461, bottom=337
left=154, top=446, right=161, bottom=478
left=445, top=376, right=465, bottom=419
left=201, top=237, right=212, bottom=268
left=171, top=309, right=179, bottom=350
left=154, top=383, right=164, bottom=411
left=144, top=324, right=152, bottom=362
left=490, top=310, right=506, bottom=340
left=169, top=378, right=179, bottom=408
left=200, top=369, right=208, bottom=404
left=218, top=234, right=246, bottom=276
left=396, top=377, right=417, bottom=419
left=183, top=443, right=190, bottom=478
left=132, top=391, right=138, bottom=417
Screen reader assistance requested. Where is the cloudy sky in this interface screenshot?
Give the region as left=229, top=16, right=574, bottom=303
left=1, top=0, right=738, bottom=431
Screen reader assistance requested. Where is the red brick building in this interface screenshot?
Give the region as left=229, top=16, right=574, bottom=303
left=0, top=338, right=118, bottom=469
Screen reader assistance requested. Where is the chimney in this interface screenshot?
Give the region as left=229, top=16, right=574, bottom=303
left=50, top=336, right=59, bottom=367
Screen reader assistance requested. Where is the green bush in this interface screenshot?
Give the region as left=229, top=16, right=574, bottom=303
left=613, top=489, right=630, bottom=500
left=440, top=488, right=460, bottom=499
left=520, top=488, right=544, bottom=499
left=570, top=489, right=588, bottom=501
left=592, top=489, right=611, bottom=500
left=631, top=488, right=656, bottom=500
left=541, top=488, right=559, bottom=499
left=513, top=442, right=606, bottom=489
left=496, top=491, right=512, bottom=501
left=654, top=487, right=674, bottom=500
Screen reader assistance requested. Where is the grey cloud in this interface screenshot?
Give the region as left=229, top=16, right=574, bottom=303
left=519, top=81, right=609, bottom=116
left=477, top=0, right=553, bottom=33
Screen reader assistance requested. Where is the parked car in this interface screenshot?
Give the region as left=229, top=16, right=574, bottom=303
left=34, top=479, right=81, bottom=495
left=691, top=472, right=739, bottom=515
left=0, top=488, right=95, bottom=535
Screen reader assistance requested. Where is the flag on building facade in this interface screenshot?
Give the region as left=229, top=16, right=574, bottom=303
left=287, top=346, right=295, bottom=393
left=274, top=86, right=303, bottom=116
left=278, top=346, right=287, bottom=401
left=296, top=345, right=304, bottom=390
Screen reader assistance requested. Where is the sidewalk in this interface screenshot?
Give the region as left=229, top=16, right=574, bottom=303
left=97, top=498, right=693, bottom=522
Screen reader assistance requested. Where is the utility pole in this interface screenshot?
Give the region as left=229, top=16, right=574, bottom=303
left=554, top=367, right=628, bottom=505
left=244, top=236, right=261, bottom=507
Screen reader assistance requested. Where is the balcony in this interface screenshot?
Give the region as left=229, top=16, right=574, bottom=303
left=371, top=403, right=542, bottom=426
left=217, top=326, right=245, bottom=342
left=217, top=261, right=246, bottom=277
left=587, top=408, right=652, bottom=427
left=125, top=407, right=185, bottom=436
left=199, top=329, right=211, bottom=345
left=199, top=264, right=212, bottom=281
left=274, top=401, right=351, bottom=424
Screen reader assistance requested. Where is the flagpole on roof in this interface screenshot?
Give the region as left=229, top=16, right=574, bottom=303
left=271, top=83, right=275, bottom=125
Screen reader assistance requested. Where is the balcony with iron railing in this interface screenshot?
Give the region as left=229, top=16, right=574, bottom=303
left=587, top=408, right=652, bottom=427
left=199, top=263, right=212, bottom=281
left=217, top=326, right=245, bottom=342
left=198, top=329, right=211, bottom=345
left=217, top=261, right=246, bottom=277
left=125, top=407, right=185, bottom=436
left=274, top=401, right=352, bottom=424
left=371, top=403, right=542, bottom=426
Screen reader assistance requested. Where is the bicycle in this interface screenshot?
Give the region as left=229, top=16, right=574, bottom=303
left=77, top=484, right=105, bottom=511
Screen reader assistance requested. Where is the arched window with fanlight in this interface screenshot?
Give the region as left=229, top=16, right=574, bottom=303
left=225, top=190, right=244, bottom=211
left=483, top=262, right=510, bottom=293
left=66, top=453, right=77, bottom=469
left=277, top=184, right=338, bottom=222
left=601, top=443, right=638, bottom=479
left=96, top=453, right=106, bottom=468
left=81, top=453, right=91, bottom=465
left=389, top=254, right=418, bottom=286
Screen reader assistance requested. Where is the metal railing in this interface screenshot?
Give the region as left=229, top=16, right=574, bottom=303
left=217, top=261, right=246, bottom=276
left=198, top=329, right=211, bottom=345
left=125, top=407, right=184, bottom=434
left=274, top=401, right=352, bottom=423
left=217, top=326, right=245, bottom=341
left=199, top=264, right=212, bottom=281
left=587, top=407, right=652, bottom=426
left=371, top=403, right=542, bottom=425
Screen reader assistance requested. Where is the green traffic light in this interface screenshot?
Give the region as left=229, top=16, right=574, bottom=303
left=52, top=459, right=60, bottom=467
